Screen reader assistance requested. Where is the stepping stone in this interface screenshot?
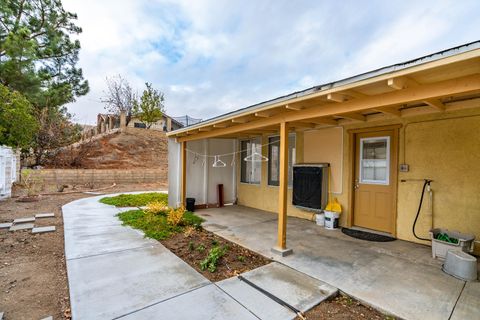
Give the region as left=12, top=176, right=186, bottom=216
left=0, top=223, right=13, bottom=229
left=35, top=213, right=55, bottom=218
left=40, top=316, right=53, bottom=320
left=9, top=223, right=34, bottom=231
left=32, top=226, right=56, bottom=234
left=13, top=217, right=35, bottom=224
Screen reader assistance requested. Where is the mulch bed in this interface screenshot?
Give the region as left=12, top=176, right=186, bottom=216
left=297, top=294, right=395, bottom=320
left=161, top=228, right=270, bottom=282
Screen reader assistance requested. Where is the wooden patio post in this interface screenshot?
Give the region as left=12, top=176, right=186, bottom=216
left=181, top=141, right=187, bottom=208
left=272, top=121, right=293, bottom=256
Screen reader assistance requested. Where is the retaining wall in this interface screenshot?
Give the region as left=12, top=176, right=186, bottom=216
left=26, top=168, right=168, bottom=185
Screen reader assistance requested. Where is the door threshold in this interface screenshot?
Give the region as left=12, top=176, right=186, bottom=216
left=350, top=226, right=394, bottom=238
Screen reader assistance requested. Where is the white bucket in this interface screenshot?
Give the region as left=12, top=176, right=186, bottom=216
left=315, top=213, right=325, bottom=226
left=324, top=211, right=340, bottom=230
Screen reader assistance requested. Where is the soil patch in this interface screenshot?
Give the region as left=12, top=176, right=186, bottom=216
left=297, top=294, right=395, bottom=320
left=0, top=183, right=166, bottom=320
left=161, top=228, right=270, bottom=282
left=43, top=129, right=168, bottom=169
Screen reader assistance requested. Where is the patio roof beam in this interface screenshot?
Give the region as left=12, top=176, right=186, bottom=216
left=389, top=77, right=446, bottom=113
left=372, top=106, right=402, bottom=117
left=337, top=113, right=366, bottom=122
left=231, top=117, right=249, bottom=124
left=387, top=77, right=408, bottom=90
left=177, top=74, right=480, bottom=142
left=327, top=92, right=348, bottom=103
left=424, top=99, right=446, bottom=111
left=285, top=104, right=305, bottom=111
left=308, top=117, right=339, bottom=126
left=289, top=121, right=316, bottom=129
left=255, top=111, right=274, bottom=118
left=213, top=123, right=229, bottom=128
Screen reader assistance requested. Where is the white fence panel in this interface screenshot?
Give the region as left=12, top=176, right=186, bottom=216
left=0, top=146, right=15, bottom=200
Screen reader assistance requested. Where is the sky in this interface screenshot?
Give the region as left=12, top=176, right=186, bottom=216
left=62, top=0, right=480, bottom=125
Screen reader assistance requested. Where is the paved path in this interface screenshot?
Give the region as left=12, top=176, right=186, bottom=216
left=63, top=193, right=336, bottom=320
left=201, top=205, right=480, bottom=320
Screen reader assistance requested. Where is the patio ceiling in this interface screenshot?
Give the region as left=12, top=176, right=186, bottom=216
left=168, top=45, right=480, bottom=142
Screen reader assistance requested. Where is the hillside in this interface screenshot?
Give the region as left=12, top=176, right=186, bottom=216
left=44, top=128, right=168, bottom=169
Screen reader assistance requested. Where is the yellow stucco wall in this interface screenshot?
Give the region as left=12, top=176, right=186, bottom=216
left=236, top=131, right=313, bottom=220
left=236, top=107, right=480, bottom=252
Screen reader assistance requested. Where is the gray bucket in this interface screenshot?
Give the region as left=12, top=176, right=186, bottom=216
left=442, top=250, right=477, bottom=281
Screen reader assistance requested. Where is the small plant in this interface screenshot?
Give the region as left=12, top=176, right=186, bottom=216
left=211, top=239, right=218, bottom=246
left=200, top=246, right=227, bottom=273
left=188, top=241, right=195, bottom=251
left=196, top=244, right=206, bottom=252
left=183, top=226, right=195, bottom=237
left=145, top=201, right=169, bottom=215
left=20, top=169, right=43, bottom=197
left=237, top=255, right=245, bottom=262
left=167, top=207, right=185, bottom=226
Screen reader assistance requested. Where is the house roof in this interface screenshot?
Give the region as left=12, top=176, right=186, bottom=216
left=168, top=41, right=480, bottom=142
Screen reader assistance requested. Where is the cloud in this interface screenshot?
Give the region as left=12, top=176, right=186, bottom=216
left=62, top=0, right=480, bottom=124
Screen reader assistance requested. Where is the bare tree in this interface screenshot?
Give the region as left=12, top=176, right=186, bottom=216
left=101, top=75, right=136, bottom=124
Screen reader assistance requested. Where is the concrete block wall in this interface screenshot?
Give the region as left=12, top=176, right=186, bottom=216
left=25, top=168, right=168, bottom=186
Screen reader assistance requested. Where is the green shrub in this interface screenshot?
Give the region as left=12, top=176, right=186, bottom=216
left=100, top=193, right=168, bottom=207
left=183, top=211, right=204, bottom=227
left=200, top=246, right=228, bottom=272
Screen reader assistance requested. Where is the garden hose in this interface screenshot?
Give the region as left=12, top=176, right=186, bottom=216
left=412, top=179, right=432, bottom=241
left=237, top=275, right=306, bottom=319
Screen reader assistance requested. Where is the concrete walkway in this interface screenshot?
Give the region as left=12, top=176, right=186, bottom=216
left=63, top=193, right=337, bottom=319
left=200, top=205, right=480, bottom=320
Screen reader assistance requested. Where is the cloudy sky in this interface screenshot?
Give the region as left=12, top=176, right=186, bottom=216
left=62, top=0, right=480, bottom=125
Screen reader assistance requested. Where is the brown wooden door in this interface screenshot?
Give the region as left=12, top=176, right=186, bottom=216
left=353, top=130, right=396, bottom=234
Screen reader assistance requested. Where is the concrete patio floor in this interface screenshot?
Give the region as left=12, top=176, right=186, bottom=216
left=62, top=193, right=337, bottom=319
left=200, top=205, right=480, bottom=320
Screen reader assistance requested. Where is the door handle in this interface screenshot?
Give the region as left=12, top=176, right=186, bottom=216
left=354, top=180, right=359, bottom=189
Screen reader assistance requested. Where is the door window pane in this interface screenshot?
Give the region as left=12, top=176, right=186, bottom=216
left=359, top=136, right=390, bottom=185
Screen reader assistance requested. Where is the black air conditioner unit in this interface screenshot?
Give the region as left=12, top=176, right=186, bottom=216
left=292, top=163, right=329, bottom=211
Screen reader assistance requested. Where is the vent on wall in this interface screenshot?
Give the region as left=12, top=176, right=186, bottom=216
left=292, top=163, right=329, bottom=212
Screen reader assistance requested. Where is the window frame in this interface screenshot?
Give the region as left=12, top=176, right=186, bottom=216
left=267, top=133, right=296, bottom=187
left=240, top=137, right=262, bottom=185
left=359, top=136, right=390, bottom=185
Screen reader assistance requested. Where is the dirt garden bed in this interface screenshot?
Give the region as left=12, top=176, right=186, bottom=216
left=161, top=228, right=270, bottom=281
left=103, top=193, right=270, bottom=281
left=0, top=183, right=166, bottom=320
left=297, top=293, right=395, bottom=319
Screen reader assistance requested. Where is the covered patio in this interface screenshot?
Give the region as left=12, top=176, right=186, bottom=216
left=198, top=205, right=479, bottom=320
left=168, top=43, right=480, bottom=257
